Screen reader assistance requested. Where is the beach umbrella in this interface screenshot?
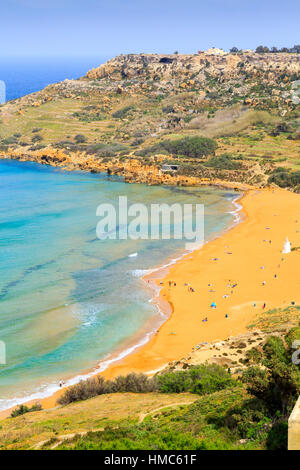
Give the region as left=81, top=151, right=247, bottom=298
left=282, top=237, right=291, bottom=254
left=211, top=302, right=216, bottom=308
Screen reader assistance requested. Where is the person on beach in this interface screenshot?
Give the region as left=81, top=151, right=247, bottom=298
left=262, top=303, right=266, bottom=309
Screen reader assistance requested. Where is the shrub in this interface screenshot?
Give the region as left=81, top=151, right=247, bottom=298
left=74, top=134, right=87, bottom=144
left=58, top=373, right=155, bottom=405
left=268, top=168, right=300, bottom=188
left=284, top=326, right=300, bottom=349
left=73, top=111, right=103, bottom=122
left=205, top=154, right=243, bottom=170
left=245, top=347, right=263, bottom=364
left=155, top=371, right=193, bottom=393
left=139, top=136, right=217, bottom=158
left=270, top=122, right=293, bottom=136
left=161, top=136, right=217, bottom=158
left=10, top=402, right=42, bottom=418
left=1, top=136, right=19, bottom=145
left=162, top=105, right=174, bottom=114
left=31, top=134, right=43, bottom=143
left=58, top=365, right=237, bottom=405
left=88, top=142, right=129, bottom=157
left=242, top=334, right=300, bottom=413
left=57, top=376, right=112, bottom=405
left=111, top=373, right=156, bottom=393
left=112, top=106, right=135, bottom=119
left=156, top=364, right=237, bottom=395
left=266, top=421, right=288, bottom=450
left=241, top=367, right=270, bottom=400
left=224, top=397, right=271, bottom=439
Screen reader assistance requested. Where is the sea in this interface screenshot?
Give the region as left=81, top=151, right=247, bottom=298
left=0, top=57, right=239, bottom=410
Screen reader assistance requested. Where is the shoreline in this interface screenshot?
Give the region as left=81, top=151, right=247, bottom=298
left=0, top=188, right=241, bottom=416
left=1, top=186, right=300, bottom=417
left=97, top=186, right=300, bottom=377
left=0, top=154, right=253, bottom=192
left=43, top=187, right=300, bottom=399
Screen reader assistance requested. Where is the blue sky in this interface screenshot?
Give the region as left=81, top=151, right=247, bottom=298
left=2, top=0, right=300, bottom=57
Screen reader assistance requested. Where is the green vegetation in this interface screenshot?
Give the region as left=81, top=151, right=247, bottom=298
left=268, top=167, right=300, bottom=189
left=1, top=327, right=299, bottom=450
left=0, top=54, right=300, bottom=190
left=55, top=385, right=288, bottom=450
left=31, top=134, right=43, bottom=143
left=52, top=328, right=300, bottom=450
left=58, top=364, right=237, bottom=405
left=58, top=373, right=156, bottom=405
left=205, top=153, right=243, bottom=170
left=10, top=403, right=42, bottom=418
left=73, top=111, right=104, bottom=122
left=255, top=45, right=300, bottom=54
left=74, top=134, right=87, bottom=144
left=137, top=136, right=217, bottom=158
left=241, top=329, right=300, bottom=415
left=156, top=364, right=237, bottom=394
left=86, top=142, right=129, bottom=157
left=247, top=305, right=300, bottom=332
left=112, top=106, right=135, bottom=119
left=57, top=389, right=260, bottom=450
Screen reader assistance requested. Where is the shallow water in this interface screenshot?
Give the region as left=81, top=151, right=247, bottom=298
left=0, top=159, right=237, bottom=410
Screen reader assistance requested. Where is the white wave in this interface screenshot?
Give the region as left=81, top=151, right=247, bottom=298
left=0, top=321, right=163, bottom=413
left=130, top=269, right=152, bottom=277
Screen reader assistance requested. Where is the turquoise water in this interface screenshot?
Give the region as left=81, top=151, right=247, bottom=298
left=0, top=159, right=237, bottom=410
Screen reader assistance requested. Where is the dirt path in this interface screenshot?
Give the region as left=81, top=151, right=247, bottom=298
left=33, top=400, right=196, bottom=450
left=138, top=401, right=196, bottom=423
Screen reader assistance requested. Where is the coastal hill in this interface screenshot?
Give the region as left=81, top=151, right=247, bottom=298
left=0, top=51, right=299, bottom=188
left=87, top=51, right=300, bottom=92
left=1, top=52, right=300, bottom=450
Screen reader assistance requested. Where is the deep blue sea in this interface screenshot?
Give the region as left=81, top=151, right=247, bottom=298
left=0, top=58, right=238, bottom=410
left=0, top=56, right=110, bottom=102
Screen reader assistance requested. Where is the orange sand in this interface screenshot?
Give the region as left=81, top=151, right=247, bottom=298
left=2, top=187, right=300, bottom=417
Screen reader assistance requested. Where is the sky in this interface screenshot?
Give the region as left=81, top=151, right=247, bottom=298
left=1, top=0, right=300, bottom=58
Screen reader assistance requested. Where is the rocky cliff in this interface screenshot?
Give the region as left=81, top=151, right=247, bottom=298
left=87, top=51, right=300, bottom=83
left=0, top=51, right=299, bottom=189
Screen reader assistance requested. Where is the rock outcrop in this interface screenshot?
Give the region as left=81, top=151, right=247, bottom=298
left=86, top=52, right=300, bottom=84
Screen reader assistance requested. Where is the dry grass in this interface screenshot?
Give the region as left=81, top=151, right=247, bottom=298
left=247, top=305, right=300, bottom=333
left=0, top=392, right=197, bottom=450
left=186, top=107, right=278, bottom=138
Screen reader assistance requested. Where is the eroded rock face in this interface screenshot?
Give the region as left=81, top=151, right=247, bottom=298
left=86, top=52, right=300, bottom=83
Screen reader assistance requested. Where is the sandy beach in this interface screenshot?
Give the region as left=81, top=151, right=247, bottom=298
left=1, top=187, right=300, bottom=416
left=100, top=187, right=300, bottom=376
